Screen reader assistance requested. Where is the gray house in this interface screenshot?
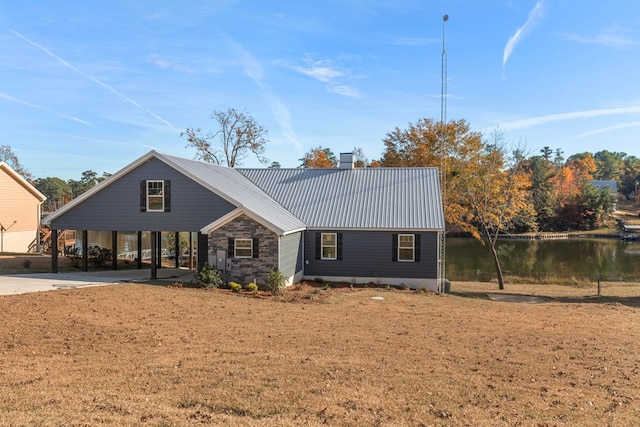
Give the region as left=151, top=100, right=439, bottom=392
left=42, top=150, right=444, bottom=290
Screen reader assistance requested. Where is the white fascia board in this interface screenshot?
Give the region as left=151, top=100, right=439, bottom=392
left=0, top=162, right=46, bottom=202
left=42, top=150, right=160, bottom=225
left=200, top=207, right=289, bottom=236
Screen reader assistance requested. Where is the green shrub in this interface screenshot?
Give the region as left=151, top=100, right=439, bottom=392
left=195, top=263, right=223, bottom=289
left=245, top=282, right=258, bottom=292
left=87, top=246, right=112, bottom=267
left=266, top=269, right=286, bottom=295
left=228, top=282, right=242, bottom=293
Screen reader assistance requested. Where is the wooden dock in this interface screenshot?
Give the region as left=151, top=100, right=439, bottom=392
left=497, top=233, right=623, bottom=240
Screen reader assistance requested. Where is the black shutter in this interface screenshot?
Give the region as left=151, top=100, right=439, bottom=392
left=140, top=180, right=147, bottom=212
left=164, top=180, right=171, bottom=212
left=315, top=232, right=321, bottom=260
left=337, top=233, right=343, bottom=260
left=392, top=234, right=398, bottom=262
left=414, top=234, right=420, bottom=262
left=197, top=232, right=208, bottom=269
left=253, top=238, right=259, bottom=258
left=228, top=238, right=234, bottom=258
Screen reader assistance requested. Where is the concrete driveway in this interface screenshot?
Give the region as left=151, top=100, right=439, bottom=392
left=0, top=269, right=194, bottom=295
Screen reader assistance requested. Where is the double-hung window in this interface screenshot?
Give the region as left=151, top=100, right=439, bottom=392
left=146, top=180, right=164, bottom=212
left=234, top=238, right=253, bottom=258
left=393, top=233, right=420, bottom=262
left=321, top=233, right=337, bottom=260
left=140, top=180, right=171, bottom=212
left=398, top=234, right=415, bottom=262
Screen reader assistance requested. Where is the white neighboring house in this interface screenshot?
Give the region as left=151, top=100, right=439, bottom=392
left=0, top=162, right=46, bottom=253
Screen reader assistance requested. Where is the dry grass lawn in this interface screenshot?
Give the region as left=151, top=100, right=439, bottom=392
left=1, top=255, right=640, bottom=425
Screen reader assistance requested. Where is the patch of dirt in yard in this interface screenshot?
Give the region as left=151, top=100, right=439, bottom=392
left=0, top=281, right=639, bottom=426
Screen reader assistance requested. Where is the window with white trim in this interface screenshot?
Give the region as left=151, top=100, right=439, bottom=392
left=234, top=238, right=253, bottom=258
left=321, top=233, right=337, bottom=260
left=398, top=234, right=415, bottom=262
left=146, top=180, right=164, bottom=212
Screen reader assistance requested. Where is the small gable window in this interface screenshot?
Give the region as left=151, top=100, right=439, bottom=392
left=228, top=237, right=259, bottom=259
left=147, top=180, right=164, bottom=211
left=140, top=180, right=171, bottom=212
left=234, top=238, right=253, bottom=258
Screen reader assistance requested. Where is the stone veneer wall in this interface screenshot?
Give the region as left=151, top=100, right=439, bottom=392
left=208, top=214, right=278, bottom=286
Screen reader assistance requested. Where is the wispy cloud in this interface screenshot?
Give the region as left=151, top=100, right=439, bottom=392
left=146, top=54, right=195, bottom=74
left=562, top=25, right=637, bottom=49
left=503, top=1, right=545, bottom=68
left=10, top=29, right=177, bottom=131
left=279, top=57, right=362, bottom=98
left=226, top=35, right=264, bottom=82
left=575, top=121, right=640, bottom=139
left=225, top=35, right=301, bottom=151
left=0, top=91, right=96, bottom=128
left=499, top=105, right=640, bottom=131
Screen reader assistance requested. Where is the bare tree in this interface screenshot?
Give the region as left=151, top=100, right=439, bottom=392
left=181, top=108, right=269, bottom=167
left=352, top=147, right=368, bottom=167
left=0, top=145, right=31, bottom=180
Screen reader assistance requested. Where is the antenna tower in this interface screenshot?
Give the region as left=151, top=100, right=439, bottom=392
left=439, top=14, right=448, bottom=293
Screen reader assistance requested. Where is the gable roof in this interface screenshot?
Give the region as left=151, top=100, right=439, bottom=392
left=239, top=167, right=444, bottom=231
left=159, top=153, right=306, bottom=235
left=42, top=151, right=444, bottom=233
left=0, top=162, right=46, bottom=202
left=42, top=151, right=305, bottom=235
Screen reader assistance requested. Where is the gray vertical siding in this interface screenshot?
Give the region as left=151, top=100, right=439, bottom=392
left=279, top=232, right=303, bottom=278
left=50, top=157, right=236, bottom=231
left=303, top=230, right=438, bottom=280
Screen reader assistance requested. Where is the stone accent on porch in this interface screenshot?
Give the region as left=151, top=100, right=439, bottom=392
left=207, top=214, right=278, bottom=286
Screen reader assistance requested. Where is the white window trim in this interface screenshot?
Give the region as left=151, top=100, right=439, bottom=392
left=321, top=232, right=337, bottom=260
left=146, top=180, right=164, bottom=212
left=234, top=238, right=253, bottom=258
left=398, top=233, right=415, bottom=262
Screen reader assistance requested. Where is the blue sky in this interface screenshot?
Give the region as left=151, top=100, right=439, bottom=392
left=2, top=1, right=639, bottom=180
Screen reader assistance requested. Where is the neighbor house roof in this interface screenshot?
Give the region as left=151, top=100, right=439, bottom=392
left=590, top=180, right=618, bottom=192
left=0, top=162, right=46, bottom=202
left=238, top=167, right=444, bottom=230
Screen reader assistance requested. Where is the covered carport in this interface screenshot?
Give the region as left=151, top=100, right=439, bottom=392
left=40, top=151, right=241, bottom=280
left=46, top=229, right=205, bottom=280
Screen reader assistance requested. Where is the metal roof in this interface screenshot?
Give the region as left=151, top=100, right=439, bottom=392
left=43, top=151, right=444, bottom=233
left=42, top=151, right=306, bottom=235
left=157, top=153, right=307, bottom=235
left=238, top=167, right=444, bottom=230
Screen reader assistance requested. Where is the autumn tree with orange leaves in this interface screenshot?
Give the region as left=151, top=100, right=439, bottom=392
left=382, top=119, right=532, bottom=289
left=552, top=153, right=596, bottom=206
left=299, top=146, right=337, bottom=168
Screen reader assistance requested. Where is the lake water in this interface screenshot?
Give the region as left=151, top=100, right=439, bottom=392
left=446, top=237, right=640, bottom=282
